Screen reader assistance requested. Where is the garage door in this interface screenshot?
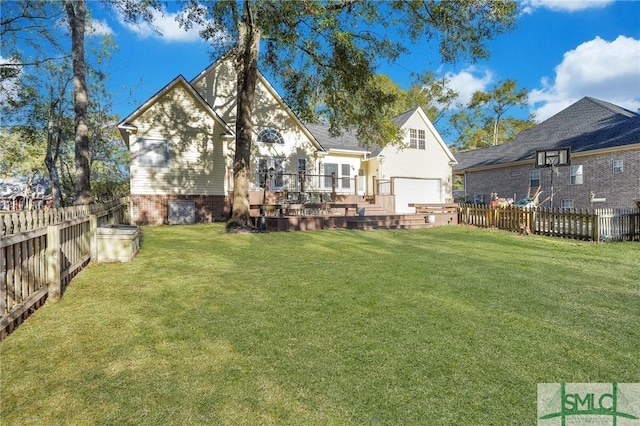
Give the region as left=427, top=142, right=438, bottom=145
left=394, top=178, right=442, bottom=213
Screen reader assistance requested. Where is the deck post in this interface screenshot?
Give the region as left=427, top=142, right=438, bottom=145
left=331, top=172, right=336, bottom=201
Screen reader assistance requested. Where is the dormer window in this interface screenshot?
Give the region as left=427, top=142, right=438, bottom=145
left=257, top=128, right=284, bottom=144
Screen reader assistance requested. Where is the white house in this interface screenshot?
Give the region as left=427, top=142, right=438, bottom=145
left=118, top=55, right=456, bottom=224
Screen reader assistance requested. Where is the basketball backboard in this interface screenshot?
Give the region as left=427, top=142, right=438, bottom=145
left=535, top=148, right=571, bottom=168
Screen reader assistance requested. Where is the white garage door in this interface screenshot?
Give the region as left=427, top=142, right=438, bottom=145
left=394, top=178, right=442, bottom=213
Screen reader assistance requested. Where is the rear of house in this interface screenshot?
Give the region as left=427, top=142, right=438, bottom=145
left=119, top=56, right=456, bottom=224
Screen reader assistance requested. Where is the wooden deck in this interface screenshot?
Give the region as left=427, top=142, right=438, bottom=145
left=250, top=202, right=459, bottom=232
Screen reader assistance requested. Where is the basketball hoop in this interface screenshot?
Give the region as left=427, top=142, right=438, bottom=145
left=535, top=148, right=571, bottom=168
left=534, top=148, right=571, bottom=209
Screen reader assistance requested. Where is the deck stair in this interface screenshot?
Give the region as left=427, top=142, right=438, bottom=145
left=346, top=214, right=433, bottom=230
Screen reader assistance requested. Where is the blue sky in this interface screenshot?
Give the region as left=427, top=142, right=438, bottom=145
left=62, top=1, right=640, bottom=126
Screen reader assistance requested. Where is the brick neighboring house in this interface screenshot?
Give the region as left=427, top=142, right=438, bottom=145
left=453, top=97, right=640, bottom=209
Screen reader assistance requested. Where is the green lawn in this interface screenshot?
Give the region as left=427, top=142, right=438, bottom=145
left=1, top=224, right=638, bottom=425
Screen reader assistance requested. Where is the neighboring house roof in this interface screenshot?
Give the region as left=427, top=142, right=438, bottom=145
left=117, top=74, right=234, bottom=147
left=453, top=97, right=640, bottom=172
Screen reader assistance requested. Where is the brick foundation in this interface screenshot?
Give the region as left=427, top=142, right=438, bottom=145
left=131, top=194, right=231, bottom=225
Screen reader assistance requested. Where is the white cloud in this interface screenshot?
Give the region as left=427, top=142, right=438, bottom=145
left=521, top=0, right=613, bottom=14
left=444, top=67, right=494, bottom=106
left=530, top=36, right=640, bottom=120
left=89, top=19, right=114, bottom=37
left=117, top=8, right=203, bottom=42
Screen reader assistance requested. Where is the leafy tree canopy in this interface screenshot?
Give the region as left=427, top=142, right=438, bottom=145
left=450, top=79, right=535, bottom=150
left=177, top=0, right=517, bottom=146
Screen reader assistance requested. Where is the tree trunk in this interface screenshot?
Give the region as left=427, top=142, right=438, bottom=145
left=227, top=0, right=260, bottom=230
left=65, top=0, right=92, bottom=205
left=45, top=91, right=62, bottom=208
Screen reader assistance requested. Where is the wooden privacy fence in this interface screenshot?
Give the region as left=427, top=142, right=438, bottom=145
left=458, top=204, right=640, bottom=242
left=1, top=198, right=130, bottom=339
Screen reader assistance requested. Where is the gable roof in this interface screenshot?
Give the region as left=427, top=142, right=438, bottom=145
left=453, top=97, right=640, bottom=172
left=190, top=55, right=325, bottom=152
left=304, top=106, right=457, bottom=164
left=391, top=107, right=418, bottom=127
left=386, top=106, right=457, bottom=163
left=117, top=75, right=233, bottom=147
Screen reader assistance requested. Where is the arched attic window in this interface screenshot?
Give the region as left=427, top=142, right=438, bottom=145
left=257, top=128, right=284, bottom=144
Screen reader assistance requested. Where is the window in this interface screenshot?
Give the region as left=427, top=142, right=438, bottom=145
left=256, top=157, right=284, bottom=189
left=529, top=170, right=540, bottom=188
left=341, top=164, right=351, bottom=189
left=570, top=165, right=583, bottom=185
left=613, top=160, right=624, bottom=174
left=409, top=129, right=426, bottom=150
left=257, top=128, right=284, bottom=144
left=138, top=138, right=170, bottom=168
left=560, top=199, right=575, bottom=209
left=324, top=163, right=338, bottom=188
left=297, top=158, right=306, bottom=181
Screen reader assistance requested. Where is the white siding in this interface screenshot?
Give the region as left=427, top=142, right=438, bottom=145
left=129, top=82, right=228, bottom=196
left=379, top=109, right=454, bottom=210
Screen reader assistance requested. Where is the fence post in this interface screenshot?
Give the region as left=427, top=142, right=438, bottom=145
left=46, top=224, right=61, bottom=302
left=592, top=211, right=600, bottom=243
left=89, top=214, right=98, bottom=262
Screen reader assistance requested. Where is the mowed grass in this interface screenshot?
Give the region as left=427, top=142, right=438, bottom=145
left=1, top=224, right=638, bottom=425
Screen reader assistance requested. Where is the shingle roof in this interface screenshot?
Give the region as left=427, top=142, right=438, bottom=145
left=304, top=107, right=422, bottom=155
left=453, top=97, right=640, bottom=172
left=303, top=123, right=369, bottom=153
left=391, top=107, right=419, bottom=127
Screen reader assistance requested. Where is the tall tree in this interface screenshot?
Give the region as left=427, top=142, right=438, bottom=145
left=2, top=1, right=151, bottom=207
left=451, top=79, right=535, bottom=149
left=177, top=0, right=518, bottom=230
left=64, top=0, right=92, bottom=204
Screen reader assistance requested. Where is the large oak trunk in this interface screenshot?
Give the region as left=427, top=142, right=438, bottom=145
left=228, top=1, right=260, bottom=230
left=65, top=0, right=92, bottom=205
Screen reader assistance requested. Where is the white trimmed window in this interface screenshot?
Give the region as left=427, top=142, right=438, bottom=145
left=324, top=163, right=338, bottom=188
left=409, top=129, right=426, bottom=150
left=560, top=199, right=575, bottom=209
left=341, top=164, right=351, bottom=189
left=613, top=160, right=624, bottom=174
left=257, top=128, right=284, bottom=144
left=297, top=158, right=307, bottom=180
left=529, top=169, right=540, bottom=188
left=138, top=138, right=170, bottom=168
left=256, top=157, right=284, bottom=189
left=570, top=165, right=583, bottom=185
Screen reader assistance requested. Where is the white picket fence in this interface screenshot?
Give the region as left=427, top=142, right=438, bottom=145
left=459, top=204, right=640, bottom=242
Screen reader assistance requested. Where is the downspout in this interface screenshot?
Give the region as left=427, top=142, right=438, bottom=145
left=464, top=172, right=468, bottom=198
